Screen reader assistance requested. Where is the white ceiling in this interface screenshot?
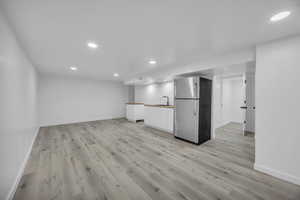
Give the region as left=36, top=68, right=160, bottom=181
left=1, top=0, right=300, bottom=82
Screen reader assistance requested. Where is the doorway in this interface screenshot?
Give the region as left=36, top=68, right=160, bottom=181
left=213, top=73, right=255, bottom=137
left=208, top=62, right=256, bottom=139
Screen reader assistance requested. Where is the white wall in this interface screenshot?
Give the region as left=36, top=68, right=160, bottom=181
left=38, top=74, right=129, bottom=126
left=128, top=85, right=135, bottom=102
left=222, top=77, right=244, bottom=124
left=212, top=76, right=223, bottom=132
left=255, top=36, right=300, bottom=185
left=0, top=12, right=39, bottom=200
left=135, top=81, right=174, bottom=105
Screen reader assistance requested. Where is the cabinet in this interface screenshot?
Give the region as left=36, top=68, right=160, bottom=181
left=126, top=104, right=144, bottom=122
left=144, top=106, right=174, bottom=133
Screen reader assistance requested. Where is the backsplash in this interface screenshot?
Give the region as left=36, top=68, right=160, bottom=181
left=134, top=81, right=174, bottom=105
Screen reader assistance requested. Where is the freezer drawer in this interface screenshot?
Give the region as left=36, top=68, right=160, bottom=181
left=175, top=77, right=199, bottom=99
left=174, top=99, right=199, bottom=143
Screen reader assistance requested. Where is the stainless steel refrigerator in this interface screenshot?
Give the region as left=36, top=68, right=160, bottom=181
left=174, top=77, right=212, bottom=144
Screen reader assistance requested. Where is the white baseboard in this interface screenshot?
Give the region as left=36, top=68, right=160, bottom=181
left=40, top=116, right=125, bottom=127
left=254, top=163, right=300, bottom=186
left=6, top=127, right=40, bottom=200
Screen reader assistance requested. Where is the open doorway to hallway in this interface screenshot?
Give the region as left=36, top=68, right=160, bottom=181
left=215, top=72, right=255, bottom=137
left=210, top=62, right=256, bottom=139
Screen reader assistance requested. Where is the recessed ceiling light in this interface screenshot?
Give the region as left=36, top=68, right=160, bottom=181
left=270, top=11, right=291, bottom=22
left=113, top=73, right=119, bottom=77
left=87, top=41, right=99, bottom=49
left=70, top=66, right=78, bottom=71
left=148, top=59, right=157, bottom=65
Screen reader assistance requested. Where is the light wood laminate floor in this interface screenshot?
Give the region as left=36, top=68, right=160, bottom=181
left=13, top=119, right=300, bottom=200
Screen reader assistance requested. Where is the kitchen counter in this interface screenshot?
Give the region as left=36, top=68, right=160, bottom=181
left=144, top=104, right=175, bottom=108
left=126, top=102, right=144, bottom=105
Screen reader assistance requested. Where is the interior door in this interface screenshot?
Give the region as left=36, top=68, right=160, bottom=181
left=244, top=72, right=255, bottom=134
left=242, top=75, right=247, bottom=133
left=175, top=99, right=199, bottom=143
